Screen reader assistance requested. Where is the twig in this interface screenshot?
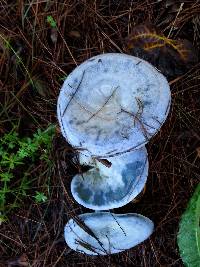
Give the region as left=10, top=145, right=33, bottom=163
left=110, top=213, right=127, bottom=237
left=86, top=86, right=119, bottom=122
left=167, top=3, right=184, bottom=38
left=134, top=97, right=144, bottom=126
left=70, top=97, right=112, bottom=121
left=62, top=70, right=85, bottom=117
left=120, top=107, right=150, bottom=142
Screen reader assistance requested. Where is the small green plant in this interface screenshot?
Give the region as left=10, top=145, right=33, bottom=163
left=34, top=191, right=48, bottom=203
left=0, top=124, right=56, bottom=219
left=47, top=15, right=57, bottom=28
left=177, top=184, right=200, bottom=267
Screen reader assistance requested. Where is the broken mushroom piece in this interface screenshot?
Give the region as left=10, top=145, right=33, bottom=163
left=64, top=212, right=154, bottom=255
left=57, top=53, right=171, bottom=157
left=71, top=147, right=148, bottom=210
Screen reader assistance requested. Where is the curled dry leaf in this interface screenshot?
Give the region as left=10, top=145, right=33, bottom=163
left=126, top=24, right=198, bottom=79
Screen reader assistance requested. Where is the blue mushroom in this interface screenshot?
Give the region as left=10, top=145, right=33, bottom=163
left=71, top=147, right=148, bottom=210
left=64, top=212, right=154, bottom=255
left=57, top=53, right=171, bottom=157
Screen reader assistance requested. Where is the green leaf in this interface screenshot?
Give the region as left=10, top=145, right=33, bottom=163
left=47, top=15, right=57, bottom=28
left=0, top=125, right=54, bottom=216
left=17, top=148, right=30, bottom=159
left=0, top=213, right=7, bottom=224
left=0, top=172, right=13, bottom=182
left=177, top=184, right=200, bottom=267
left=34, top=192, right=48, bottom=203
left=0, top=131, right=19, bottom=149
left=0, top=150, right=8, bottom=160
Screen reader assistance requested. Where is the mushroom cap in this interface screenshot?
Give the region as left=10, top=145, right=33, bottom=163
left=64, top=212, right=154, bottom=255
left=57, top=53, right=171, bottom=157
left=71, top=147, right=148, bottom=210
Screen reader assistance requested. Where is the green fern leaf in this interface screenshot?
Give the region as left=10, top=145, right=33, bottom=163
left=177, top=184, right=200, bottom=267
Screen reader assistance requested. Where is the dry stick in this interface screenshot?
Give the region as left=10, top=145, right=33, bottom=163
left=62, top=70, right=85, bottom=117
left=32, top=204, right=50, bottom=242
left=30, top=0, right=39, bottom=61
left=35, top=32, right=53, bottom=57
left=95, top=158, right=112, bottom=168
left=0, top=232, right=26, bottom=249
left=120, top=108, right=150, bottom=142
left=75, top=233, right=111, bottom=259
left=57, top=28, right=77, bottom=66
left=43, top=206, right=66, bottom=266
left=142, top=244, right=148, bottom=267
left=100, top=30, right=123, bottom=53
left=52, top=248, right=67, bottom=267
left=149, top=239, right=162, bottom=266
left=33, top=57, right=67, bottom=75
left=121, top=96, right=156, bottom=134
left=97, top=102, right=154, bottom=158
left=80, top=0, right=117, bottom=34
left=10, top=91, right=40, bottom=126
left=70, top=97, right=112, bottom=121
left=134, top=97, right=144, bottom=126
left=74, top=214, right=131, bottom=256
left=76, top=239, right=103, bottom=255
left=70, top=220, right=108, bottom=255
left=86, top=86, right=119, bottom=123
left=110, top=213, right=127, bottom=237
left=96, top=140, right=147, bottom=159
left=167, top=3, right=184, bottom=38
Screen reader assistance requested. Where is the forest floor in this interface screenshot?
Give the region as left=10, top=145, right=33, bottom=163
left=0, top=1, right=200, bottom=266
